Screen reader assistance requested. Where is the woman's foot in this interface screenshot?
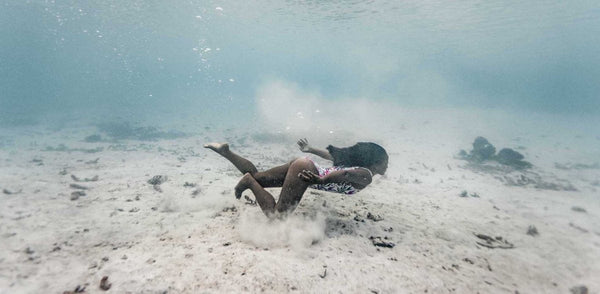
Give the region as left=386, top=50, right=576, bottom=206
left=234, top=173, right=254, bottom=199
left=203, top=142, right=229, bottom=155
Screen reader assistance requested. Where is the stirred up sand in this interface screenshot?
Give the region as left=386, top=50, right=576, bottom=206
left=0, top=107, right=599, bottom=293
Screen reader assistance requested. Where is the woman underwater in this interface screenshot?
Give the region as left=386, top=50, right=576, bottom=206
left=204, top=138, right=388, bottom=218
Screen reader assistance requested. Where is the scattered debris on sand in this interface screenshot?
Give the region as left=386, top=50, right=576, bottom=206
left=366, top=212, right=383, bottom=222
left=353, top=214, right=365, bottom=223
left=369, top=236, right=395, bottom=248
left=71, top=174, right=99, bottom=182
left=183, top=182, right=196, bottom=187
left=526, top=225, right=539, bottom=236
left=85, top=158, right=100, bottom=164
left=44, top=144, right=103, bottom=153
left=148, top=175, right=167, bottom=185
left=555, top=162, right=599, bottom=170
left=62, top=284, right=87, bottom=294
left=499, top=173, right=577, bottom=191
left=69, top=183, right=89, bottom=190
left=459, top=190, right=480, bottom=198
left=148, top=175, right=167, bottom=192
left=324, top=218, right=356, bottom=237
left=474, top=233, right=514, bottom=249
left=463, top=161, right=577, bottom=191
left=97, top=122, right=186, bottom=141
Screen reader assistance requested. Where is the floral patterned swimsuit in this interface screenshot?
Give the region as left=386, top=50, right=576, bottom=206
left=307, top=159, right=373, bottom=195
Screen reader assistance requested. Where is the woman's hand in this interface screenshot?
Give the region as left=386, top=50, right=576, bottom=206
left=297, top=138, right=311, bottom=153
left=298, top=169, right=323, bottom=184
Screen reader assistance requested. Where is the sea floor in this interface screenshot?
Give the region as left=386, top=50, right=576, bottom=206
left=0, top=108, right=599, bottom=293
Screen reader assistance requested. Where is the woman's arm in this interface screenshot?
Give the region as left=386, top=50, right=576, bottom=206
left=297, top=138, right=334, bottom=161
left=298, top=168, right=372, bottom=188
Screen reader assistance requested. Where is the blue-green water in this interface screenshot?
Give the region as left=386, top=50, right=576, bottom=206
left=1, top=0, right=599, bottom=125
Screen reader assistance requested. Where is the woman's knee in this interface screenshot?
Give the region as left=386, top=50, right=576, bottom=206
left=290, top=157, right=317, bottom=173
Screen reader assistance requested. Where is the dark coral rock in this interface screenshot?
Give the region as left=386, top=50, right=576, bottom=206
left=496, top=148, right=532, bottom=169
left=470, top=136, right=496, bottom=162
left=496, top=148, right=523, bottom=162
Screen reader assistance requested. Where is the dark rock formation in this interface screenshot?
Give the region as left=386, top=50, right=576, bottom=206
left=459, top=137, right=531, bottom=169
left=470, top=136, right=496, bottom=162
left=496, top=148, right=532, bottom=169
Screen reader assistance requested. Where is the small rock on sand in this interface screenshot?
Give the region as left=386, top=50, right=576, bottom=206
left=71, top=174, right=99, bottom=182
left=3, top=189, right=22, bottom=195
left=99, top=276, right=111, bottom=291
left=474, top=233, right=514, bottom=249
left=63, top=285, right=86, bottom=294
left=183, top=182, right=196, bottom=187
left=70, top=191, right=86, bottom=200
left=148, top=175, right=168, bottom=185
left=526, top=225, right=539, bottom=236
left=570, top=285, right=588, bottom=294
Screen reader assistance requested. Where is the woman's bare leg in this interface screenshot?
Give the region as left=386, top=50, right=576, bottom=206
left=205, top=142, right=292, bottom=192
left=236, top=158, right=318, bottom=217
left=204, top=143, right=258, bottom=175
left=253, top=162, right=293, bottom=187
left=235, top=173, right=276, bottom=214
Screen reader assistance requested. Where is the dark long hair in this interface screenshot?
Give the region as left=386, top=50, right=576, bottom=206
left=326, top=142, right=388, bottom=168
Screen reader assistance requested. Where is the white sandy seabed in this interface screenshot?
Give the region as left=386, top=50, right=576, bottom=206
left=0, top=106, right=599, bottom=294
